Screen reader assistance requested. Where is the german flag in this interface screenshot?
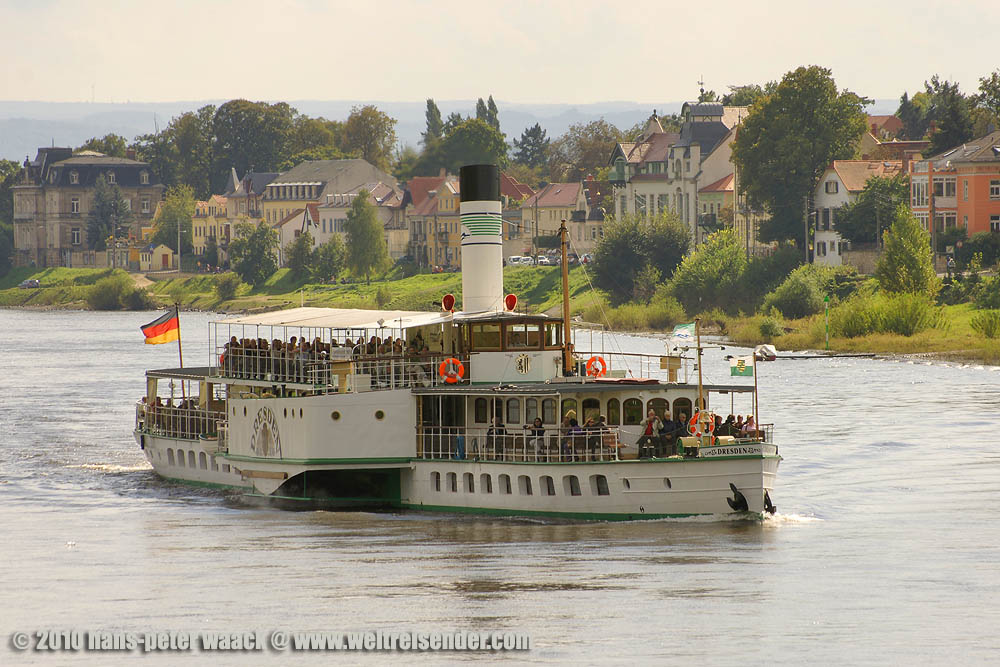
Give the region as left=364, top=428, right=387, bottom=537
left=141, top=307, right=180, bottom=345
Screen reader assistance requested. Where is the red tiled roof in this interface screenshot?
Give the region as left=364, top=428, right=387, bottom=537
left=868, top=115, right=904, bottom=135
left=830, top=160, right=903, bottom=192
left=405, top=176, right=447, bottom=208
left=699, top=173, right=734, bottom=193
left=522, top=182, right=582, bottom=208
left=305, top=203, right=320, bottom=222
left=500, top=171, right=535, bottom=200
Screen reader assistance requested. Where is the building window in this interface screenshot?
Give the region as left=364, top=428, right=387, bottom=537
left=71, top=197, right=80, bottom=214
left=825, top=181, right=839, bottom=194
left=915, top=213, right=929, bottom=230
left=963, top=180, right=968, bottom=201
left=911, top=180, right=928, bottom=207
left=991, top=216, right=1000, bottom=233
left=991, top=180, right=1000, bottom=199
left=71, top=228, right=81, bottom=245
left=142, top=199, right=150, bottom=213
left=69, top=171, right=79, bottom=185
left=107, top=171, right=116, bottom=184
left=140, top=171, right=149, bottom=185
left=821, top=208, right=830, bottom=230
left=933, top=177, right=956, bottom=197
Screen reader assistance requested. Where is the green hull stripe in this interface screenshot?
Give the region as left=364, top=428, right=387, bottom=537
left=161, top=476, right=250, bottom=491
left=401, top=503, right=763, bottom=522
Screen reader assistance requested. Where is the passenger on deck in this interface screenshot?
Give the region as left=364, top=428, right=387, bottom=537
left=734, top=415, right=744, bottom=432
left=740, top=416, right=756, bottom=437
left=637, top=409, right=662, bottom=459
left=487, top=416, right=506, bottom=459
left=525, top=417, right=545, bottom=458
left=658, top=414, right=678, bottom=456
left=720, top=414, right=736, bottom=436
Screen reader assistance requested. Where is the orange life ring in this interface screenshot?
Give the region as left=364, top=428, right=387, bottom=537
left=438, top=358, right=465, bottom=384
left=688, top=411, right=715, bottom=444
left=585, top=355, right=608, bottom=377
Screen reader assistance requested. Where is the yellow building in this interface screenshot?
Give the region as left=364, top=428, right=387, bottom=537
left=192, top=195, right=229, bottom=263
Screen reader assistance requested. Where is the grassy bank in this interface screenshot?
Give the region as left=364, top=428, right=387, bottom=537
left=723, top=303, right=1000, bottom=364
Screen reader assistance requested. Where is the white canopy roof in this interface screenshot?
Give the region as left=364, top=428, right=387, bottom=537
left=214, top=307, right=553, bottom=332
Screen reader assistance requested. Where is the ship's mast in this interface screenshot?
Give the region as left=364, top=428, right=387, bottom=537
left=560, top=220, right=572, bottom=375
left=695, top=317, right=703, bottom=412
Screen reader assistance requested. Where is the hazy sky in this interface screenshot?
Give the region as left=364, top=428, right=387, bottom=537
left=2, top=0, right=998, bottom=105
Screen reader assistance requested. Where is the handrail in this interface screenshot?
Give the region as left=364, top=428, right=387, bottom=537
left=136, top=401, right=226, bottom=441
left=417, top=425, right=624, bottom=463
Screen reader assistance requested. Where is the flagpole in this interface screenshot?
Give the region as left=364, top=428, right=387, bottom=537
left=175, top=304, right=186, bottom=400
left=752, top=352, right=759, bottom=441
left=695, top=317, right=703, bottom=414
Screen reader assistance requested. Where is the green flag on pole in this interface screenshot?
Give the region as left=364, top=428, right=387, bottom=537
left=730, top=355, right=754, bottom=377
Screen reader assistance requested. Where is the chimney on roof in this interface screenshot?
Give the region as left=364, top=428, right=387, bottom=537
left=871, top=123, right=878, bottom=136
left=901, top=154, right=910, bottom=175
left=126, top=148, right=136, bottom=160
left=439, top=167, right=447, bottom=178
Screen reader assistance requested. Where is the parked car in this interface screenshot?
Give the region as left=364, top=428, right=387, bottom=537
left=18, top=279, right=40, bottom=289
left=581, top=253, right=593, bottom=264
left=536, top=256, right=553, bottom=266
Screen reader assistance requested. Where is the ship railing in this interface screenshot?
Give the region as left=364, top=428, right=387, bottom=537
left=135, top=400, right=226, bottom=442
left=571, top=350, right=680, bottom=380
left=212, top=349, right=471, bottom=392
left=416, top=426, right=626, bottom=463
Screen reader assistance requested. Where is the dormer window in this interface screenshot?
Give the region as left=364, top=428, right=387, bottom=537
left=49, top=171, right=57, bottom=184
left=69, top=171, right=79, bottom=185
left=107, top=171, right=116, bottom=184
left=140, top=171, right=149, bottom=185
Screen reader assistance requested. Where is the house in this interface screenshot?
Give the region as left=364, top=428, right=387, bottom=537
left=315, top=182, right=407, bottom=260
left=867, top=115, right=904, bottom=141
left=272, top=206, right=315, bottom=267
left=223, top=168, right=277, bottom=220
left=608, top=113, right=680, bottom=221
left=910, top=130, right=1000, bottom=238
left=407, top=178, right=463, bottom=269
left=12, top=147, right=164, bottom=268
left=139, top=243, right=175, bottom=272
left=191, top=195, right=229, bottom=263
left=521, top=181, right=588, bottom=246
left=811, top=160, right=904, bottom=266
left=260, top=159, right=397, bottom=227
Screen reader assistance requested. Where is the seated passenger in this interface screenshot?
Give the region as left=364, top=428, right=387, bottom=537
left=636, top=409, right=662, bottom=459
left=525, top=417, right=545, bottom=457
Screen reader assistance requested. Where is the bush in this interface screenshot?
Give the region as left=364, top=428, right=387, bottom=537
left=880, top=293, right=941, bottom=336
left=581, top=292, right=686, bottom=332
left=830, top=293, right=882, bottom=338
left=86, top=271, right=132, bottom=310
left=970, top=310, right=1000, bottom=339
left=214, top=272, right=243, bottom=301
left=375, top=284, right=392, bottom=308
left=759, top=317, right=783, bottom=339
left=831, top=291, right=941, bottom=338
left=121, top=287, right=155, bottom=310
left=972, top=275, right=1000, bottom=310
left=667, top=229, right=747, bottom=314
left=762, top=264, right=828, bottom=319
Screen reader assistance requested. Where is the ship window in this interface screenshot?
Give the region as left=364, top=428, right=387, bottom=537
left=672, top=398, right=692, bottom=422
left=474, top=398, right=488, bottom=423
left=563, top=475, right=581, bottom=496
left=647, top=398, right=669, bottom=419
left=464, top=472, right=475, bottom=493
left=590, top=474, right=610, bottom=496
left=167, top=448, right=175, bottom=466
left=541, top=398, right=556, bottom=424
left=623, top=478, right=631, bottom=490
left=375, top=410, right=385, bottom=420
left=561, top=399, right=577, bottom=419
left=499, top=474, right=512, bottom=495
left=541, top=475, right=556, bottom=496
left=518, top=475, right=533, bottom=496
left=471, top=323, right=501, bottom=350
left=480, top=473, right=493, bottom=494
left=664, top=477, right=672, bottom=489
left=544, top=322, right=562, bottom=348
left=222, top=464, right=230, bottom=473
left=331, top=411, right=341, bottom=421
left=299, top=409, right=303, bottom=418
left=199, top=452, right=207, bottom=470
left=177, top=450, right=184, bottom=467
left=582, top=398, right=600, bottom=422
left=623, top=398, right=643, bottom=425
left=211, top=458, right=218, bottom=471
left=432, top=471, right=441, bottom=492
left=525, top=398, right=538, bottom=423
left=606, top=398, right=620, bottom=425
left=448, top=472, right=457, bottom=492
left=506, top=322, right=541, bottom=349
left=188, top=451, right=196, bottom=468
left=283, top=408, right=287, bottom=418
left=506, top=398, right=520, bottom=424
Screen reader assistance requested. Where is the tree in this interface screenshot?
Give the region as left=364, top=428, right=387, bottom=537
left=340, top=105, right=397, bottom=171
left=666, top=229, right=748, bottom=315
left=475, top=98, right=489, bottom=123
left=486, top=95, right=500, bottom=131
left=76, top=134, right=128, bottom=157
left=0, top=159, right=16, bottom=276
left=212, top=100, right=295, bottom=192
left=229, top=221, right=278, bottom=286
left=512, top=123, right=550, bottom=169
left=392, top=145, right=421, bottom=182
left=591, top=212, right=689, bottom=305
left=833, top=173, right=909, bottom=245
left=876, top=204, right=940, bottom=297
left=170, top=107, right=215, bottom=198
left=289, top=116, right=339, bottom=155
left=152, top=185, right=195, bottom=254
left=721, top=84, right=767, bottom=107
left=311, top=235, right=346, bottom=282
left=344, top=190, right=390, bottom=284
left=422, top=99, right=443, bottom=147
left=896, top=91, right=931, bottom=140
left=977, top=70, right=1000, bottom=119
left=285, top=230, right=314, bottom=279
left=87, top=175, right=134, bottom=250
left=204, top=235, right=219, bottom=268
left=926, top=77, right=974, bottom=154
left=697, top=89, right=718, bottom=103
left=548, top=120, right=623, bottom=182
left=731, top=66, right=868, bottom=247
left=438, top=118, right=508, bottom=172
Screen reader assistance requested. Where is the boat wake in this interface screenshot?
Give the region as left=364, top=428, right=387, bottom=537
left=68, top=463, right=153, bottom=473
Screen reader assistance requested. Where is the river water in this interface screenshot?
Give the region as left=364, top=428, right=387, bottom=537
left=2, top=309, right=999, bottom=665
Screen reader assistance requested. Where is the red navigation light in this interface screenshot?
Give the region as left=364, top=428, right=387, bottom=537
left=504, top=294, right=517, bottom=311
left=441, top=293, right=456, bottom=311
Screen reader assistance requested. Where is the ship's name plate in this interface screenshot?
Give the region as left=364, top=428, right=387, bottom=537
left=700, top=443, right=777, bottom=457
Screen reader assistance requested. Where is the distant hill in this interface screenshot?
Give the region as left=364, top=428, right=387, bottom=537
left=0, top=98, right=900, bottom=164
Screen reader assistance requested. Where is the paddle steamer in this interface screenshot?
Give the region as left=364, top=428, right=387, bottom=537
left=134, top=165, right=779, bottom=519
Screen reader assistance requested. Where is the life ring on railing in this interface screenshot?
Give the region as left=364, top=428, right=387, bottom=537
left=438, top=358, right=465, bottom=384
left=585, top=355, right=608, bottom=377
left=219, top=353, right=225, bottom=366
left=688, top=411, right=715, bottom=444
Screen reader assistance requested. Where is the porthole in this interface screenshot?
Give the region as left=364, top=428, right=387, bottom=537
left=623, top=478, right=631, bottom=490
left=242, top=407, right=246, bottom=417
left=299, top=408, right=303, bottom=418
left=375, top=410, right=385, bottom=420
left=663, top=477, right=672, bottom=489
left=283, top=408, right=287, bottom=418
left=331, top=411, right=341, bottom=421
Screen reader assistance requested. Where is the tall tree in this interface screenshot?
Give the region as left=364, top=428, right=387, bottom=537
left=548, top=119, right=623, bottom=182
left=344, top=190, right=390, bottom=284
left=895, top=91, right=930, bottom=141
left=311, top=235, right=346, bottom=282
left=876, top=204, right=940, bottom=297
left=87, top=175, right=134, bottom=250
left=443, top=112, right=464, bottom=134
left=486, top=95, right=500, bottom=131
left=926, top=77, right=974, bottom=154
left=0, top=158, right=17, bottom=276
left=152, top=185, right=195, bottom=254
left=667, top=229, right=748, bottom=315
left=721, top=84, right=767, bottom=107
left=731, top=65, right=868, bottom=246
left=422, top=99, right=444, bottom=147
left=976, top=70, right=1000, bottom=119
left=438, top=118, right=508, bottom=172
left=76, top=134, right=128, bottom=157
left=211, top=100, right=295, bottom=193
left=697, top=89, right=718, bottom=103
left=834, top=173, right=910, bottom=245
left=591, top=211, right=689, bottom=305
left=512, top=123, right=550, bottom=169
left=340, top=105, right=397, bottom=171
left=171, top=106, right=215, bottom=198
left=284, top=230, right=314, bottom=279
left=475, top=98, right=489, bottom=123
left=229, top=220, right=278, bottom=286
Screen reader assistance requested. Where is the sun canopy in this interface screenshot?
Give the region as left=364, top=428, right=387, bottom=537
left=214, top=307, right=557, bottom=332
